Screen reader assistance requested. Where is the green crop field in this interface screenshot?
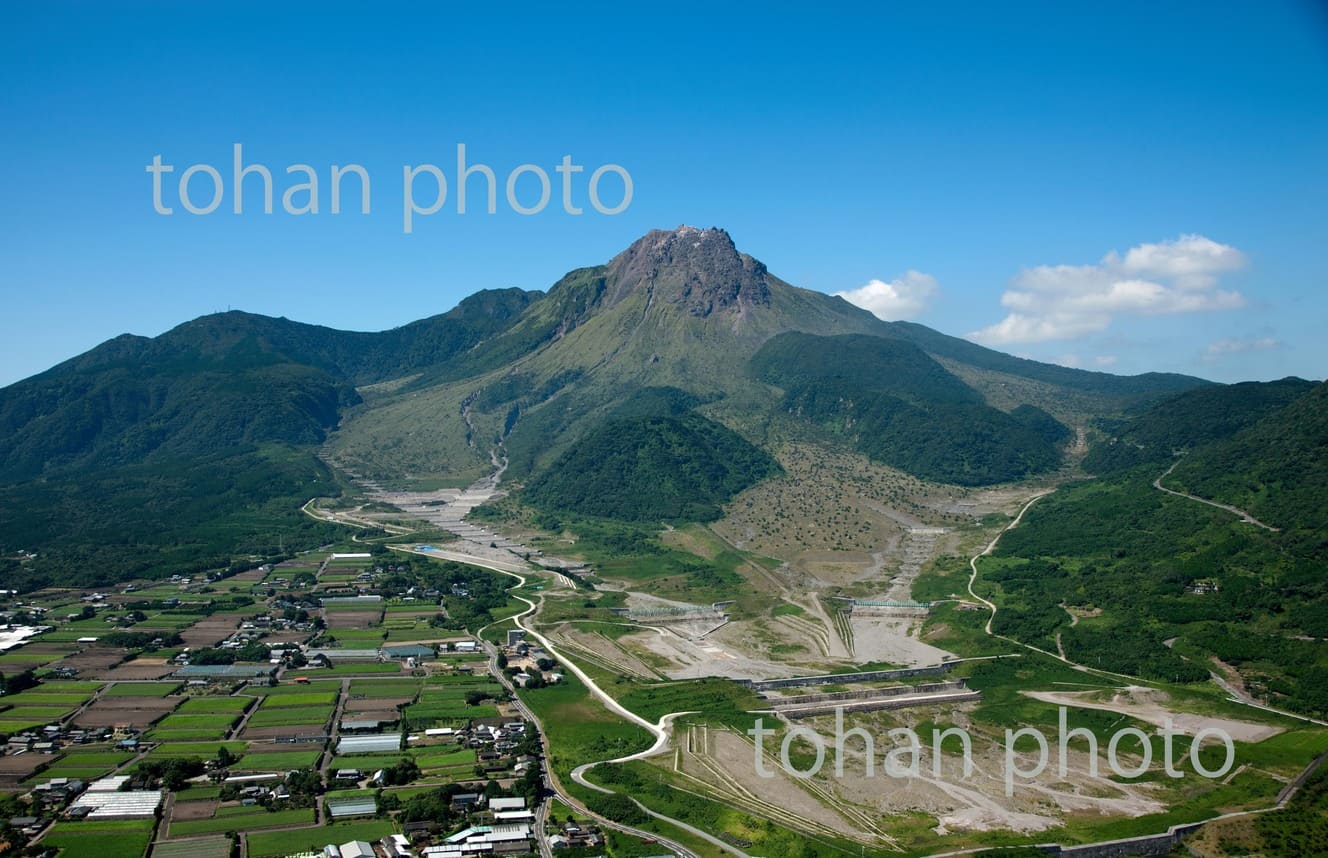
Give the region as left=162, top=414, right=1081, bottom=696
left=347, top=679, right=419, bottom=697
left=50, top=751, right=134, bottom=773
left=1, top=705, right=74, bottom=720
left=169, top=806, right=312, bottom=836
left=176, top=696, right=251, bottom=713
left=399, top=680, right=504, bottom=727
left=153, top=713, right=239, bottom=730
left=150, top=835, right=232, bottom=858
left=1, top=691, right=91, bottom=706
left=41, top=819, right=154, bottom=858
left=231, top=749, right=321, bottom=770
left=149, top=727, right=231, bottom=742
left=311, top=662, right=402, bottom=675
left=143, top=741, right=245, bottom=760
left=246, top=820, right=395, bottom=858
left=246, top=681, right=339, bottom=697
left=104, top=681, right=182, bottom=697
left=247, top=705, right=333, bottom=727
left=0, top=651, right=62, bottom=664
left=258, top=691, right=337, bottom=708
left=0, top=718, right=51, bottom=732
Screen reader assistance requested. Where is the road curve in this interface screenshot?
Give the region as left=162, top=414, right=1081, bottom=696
left=967, top=490, right=1054, bottom=637
left=1153, top=461, right=1280, bottom=531
left=399, top=545, right=734, bottom=857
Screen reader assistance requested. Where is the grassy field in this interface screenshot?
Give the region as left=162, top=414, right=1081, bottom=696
left=257, top=690, right=338, bottom=707
left=176, top=696, right=251, bottom=713
left=231, top=749, right=322, bottom=770
left=143, top=741, right=246, bottom=759
left=618, top=677, right=763, bottom=730
left=169, top=806, right=312, bottom=836
left=150, top=835, right=232, bottom=858
left=309, top=662, right=403, bottom=675
left=246, top=820, right=395, bottom=857
left=41, top=819, right=155, bottom=858
left=247, top=704, right=334, bottom=727
left=104, top=681, right=181, bottom=696
left=519, top=672, right=652, bottom=783
left=347, top=678, right=420, bottom=697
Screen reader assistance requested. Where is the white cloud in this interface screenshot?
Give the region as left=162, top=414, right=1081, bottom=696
left=836, top=270, right=938, bottom=321
left=969, top=235, right=1248, bottom=345
left=1203, top=336, right=1281, bottom=361
left=1093, top=355, right=1119, bottom=367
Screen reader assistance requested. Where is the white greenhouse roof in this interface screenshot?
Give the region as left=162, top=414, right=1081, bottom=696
left=336, top=734, right=402, bottom=754
left=70, top=789, right=162, bottom=818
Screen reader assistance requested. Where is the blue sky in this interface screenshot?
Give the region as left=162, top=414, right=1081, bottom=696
left=2, top=1, right=1325, bottom=386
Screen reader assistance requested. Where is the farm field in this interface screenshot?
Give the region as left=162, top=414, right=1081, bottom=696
left=246, top=820, right=396, bottom=858
left=169, top=805, right=313, bottom=837
left=5, top=543, right=548, bottom=858
left=41, top=819, right=156, bottom=858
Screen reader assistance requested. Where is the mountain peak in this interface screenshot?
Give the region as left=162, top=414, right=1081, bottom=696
left=602, top=225, right=772, bottom=317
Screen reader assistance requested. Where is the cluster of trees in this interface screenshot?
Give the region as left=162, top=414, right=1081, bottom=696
left=751, top=332, right=1068, bottom=486
left=101, top=630, right=183, bottom=649
left=1083, top=378, right=1316, bottom=475
left=132, top=757, right=205, bottom=790
left=989, top=462, right=1328, bottom=709
left=190, top=641, right=269, bottom=664
left=376, top=756, right=421, bottom=786
left=523, top=413, right=780, bottom=523
left=0, top=669, right=38, bottom=696
left=1171, top=381, right=1328, bottom=532
left=1255, top=764, right=1328, bottom=855
left=411, top=558, right=514, bottom=631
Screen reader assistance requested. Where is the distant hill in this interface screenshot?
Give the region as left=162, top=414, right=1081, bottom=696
left=0, top=290, right=537, bottom=587
left=1083, top=377, right=1318, bottom=475
left=1169, top=380, right=1328, bottom=531
left=750, top=333, right=1069, bottom=485
left=988, top=378, right=1328, bottom=714
left=522, top=412, right=780, bottom=523
left=0, top=289, right=538, bottom=482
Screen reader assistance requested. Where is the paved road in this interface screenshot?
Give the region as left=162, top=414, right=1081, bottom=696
left=413, top=545, right=719, bottom=858
left=1153, top=460, right=1280, bottom=531
left=315, top=678, right=352, bottom=824
left=958, top=485, right=1328, bottom=858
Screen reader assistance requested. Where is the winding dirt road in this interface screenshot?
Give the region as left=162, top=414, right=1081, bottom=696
left=401, top=544, right=738, bottom=857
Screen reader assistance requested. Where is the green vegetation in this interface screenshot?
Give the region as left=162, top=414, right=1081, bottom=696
left=523, top=413, right=780, bottom=523
left=170, top=806, right=312, bottom=836
left=985, top=466, right=1328, bottom=713
left=1171, top=380, right=1328, bottom=531
left=1083, top=377, right=1315, bottom=474
left=232, top=749, right=321, bottom=770
left=401, top=678, right=505, bottom=728
left=751, top=332, right=1068, bottom=485
left=0, top=445, right=346, bottom=590
left=618, top=678, right=763, bottom=730
left=519, top=672, right=652, bottom=782
left=1252, top=762, right=1328, bottom=855
left=0, top=291, right=539, bottom=588
left=40, top=819, right=154, bottom=858
left=595, top=759, right=858, bottom=857
left=104, top=681, right=181, bottom=696
left=246, top=820, right=397, bottom=857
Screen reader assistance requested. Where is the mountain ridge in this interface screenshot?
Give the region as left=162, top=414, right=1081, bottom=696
left=0, top=224, right=1231, bottom=585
